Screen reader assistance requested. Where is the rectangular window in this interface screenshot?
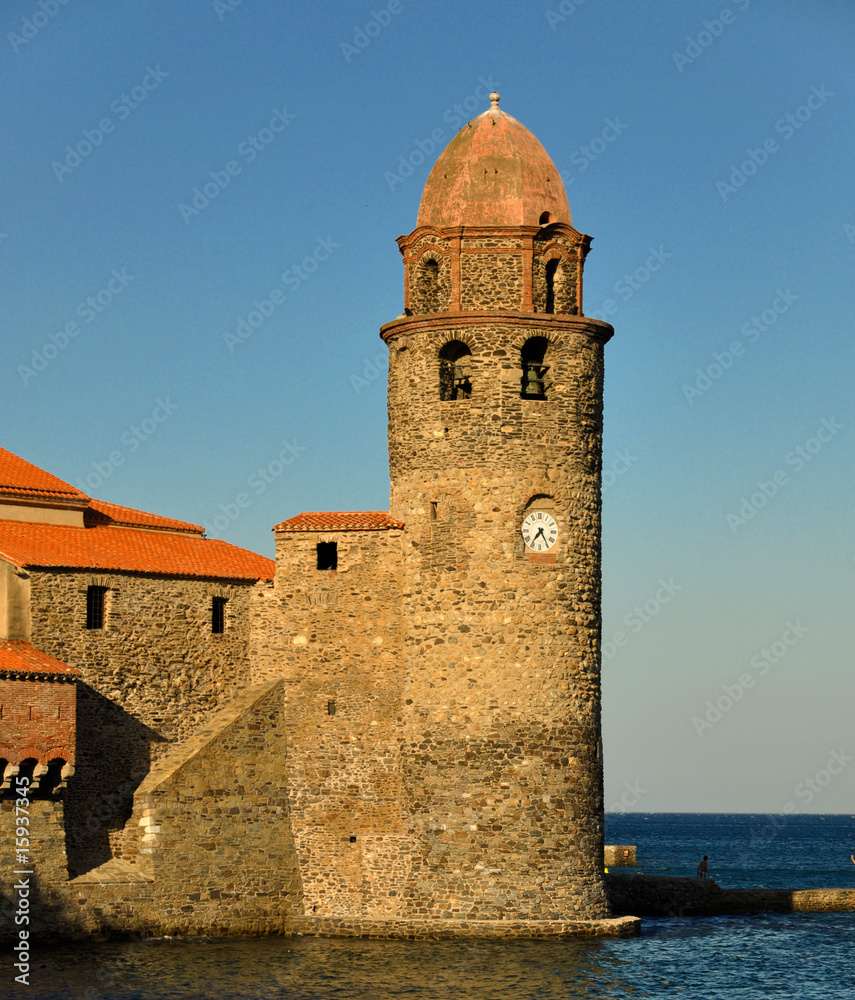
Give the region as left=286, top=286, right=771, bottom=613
left=317, top=541, right=337, bottom=571
left=212, top=597, right=227, bottom=634
left=86, top=586, right=107, bottom=630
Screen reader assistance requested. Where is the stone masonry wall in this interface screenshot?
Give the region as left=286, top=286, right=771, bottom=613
left=1, top=681, right=304, bottom=942
left=532, top=230, right=580, bottom=315
left=381, top=308, right=612, bottom=921
left=459, top=248, right=523, bottom=310
left=0, top=797, right=71, bottom=940
left=250, top=529, right=416, bottom=917
left=400, top=226, right=586, bottom=316
left=27, top=569, right=255, bottom=874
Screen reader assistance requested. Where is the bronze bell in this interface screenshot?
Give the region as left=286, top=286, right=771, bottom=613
left=523, top=365, right=543, bottom=395
left=453, top=361, right=470, bottom=385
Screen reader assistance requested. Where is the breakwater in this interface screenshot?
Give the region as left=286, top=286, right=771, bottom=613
left=606, top=874, right=855, bottom=918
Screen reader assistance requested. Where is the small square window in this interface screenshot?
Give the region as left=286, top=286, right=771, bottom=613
left=212, top=597, right=227, bottom=634
left=317, top=541, right=337, bottom=571
left=86, top=586, right=107, bottom=630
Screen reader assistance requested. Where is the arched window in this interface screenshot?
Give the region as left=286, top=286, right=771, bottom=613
left=521, top=337, right=549, bottom=400
left=539, top=211, right=551, bottom=225
left=545, top=258, right=559, bottom=314
left=439, top=341, right=472, bottom=401
left=420, top=256, right=441, bottom=313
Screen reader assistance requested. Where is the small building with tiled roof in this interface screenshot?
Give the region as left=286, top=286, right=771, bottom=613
left=0, top=444, right=275, bottom=857
left=0, top=445, right=89, bottom=526
left=273, top=511, right=405, bottom=532
left=0, top=640, right=79, bottom=794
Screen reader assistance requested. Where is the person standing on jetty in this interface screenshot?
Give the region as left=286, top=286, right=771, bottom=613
left=697, top=856, right=711, bottom=878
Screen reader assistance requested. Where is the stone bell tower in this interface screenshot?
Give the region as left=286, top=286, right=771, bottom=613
left=381, top=93, right=614, bottom=921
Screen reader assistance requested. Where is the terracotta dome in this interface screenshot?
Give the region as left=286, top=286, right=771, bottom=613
left=416, top=94, right=571, bottom=229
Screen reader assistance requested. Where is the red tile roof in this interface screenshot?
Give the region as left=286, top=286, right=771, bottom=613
left=0, top=640, right=81, bottom=679
left=0, top=447, right=88, bottom=504
left=0, top=521, right=274, bottom=581
left=85, top=499, right=205, bottom=535
left=273, top=511, right=405, bottom=532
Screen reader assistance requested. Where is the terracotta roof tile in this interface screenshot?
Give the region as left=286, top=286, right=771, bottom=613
left=0, top=447, right=88, bottom=504
left=273, top=511, right=405, bottom=532
left=85, top=499, right=205, bottom=535
left=0, top=640, right=81, bottom=679
left=0, top=521, right=274, bottom=581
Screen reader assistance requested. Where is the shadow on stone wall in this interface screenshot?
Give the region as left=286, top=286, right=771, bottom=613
left=65, top=685, right=165, bottom=876
left=0, top=871, right=74, bottom=946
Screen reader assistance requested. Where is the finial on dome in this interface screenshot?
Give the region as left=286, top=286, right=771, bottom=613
left=489, top=92, right=500, bottom=110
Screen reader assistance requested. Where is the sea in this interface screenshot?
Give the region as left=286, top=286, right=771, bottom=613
left=8, top=814, right=855, bottom=1000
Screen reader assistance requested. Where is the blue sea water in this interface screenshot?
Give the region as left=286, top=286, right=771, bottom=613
left=8, top=814, right=855, bottom=1000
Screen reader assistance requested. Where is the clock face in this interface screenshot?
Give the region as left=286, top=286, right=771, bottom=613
left=521, top=511, right=558, bottom=551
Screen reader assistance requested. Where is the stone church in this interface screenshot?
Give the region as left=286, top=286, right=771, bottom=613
left=1, top=95, right=634, bottom=940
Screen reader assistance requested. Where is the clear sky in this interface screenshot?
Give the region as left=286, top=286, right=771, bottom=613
left=2, top=0, right=853, bottom=814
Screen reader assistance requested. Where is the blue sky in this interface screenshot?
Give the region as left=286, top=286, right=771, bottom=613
left=2, top=0, right=853, bottom=814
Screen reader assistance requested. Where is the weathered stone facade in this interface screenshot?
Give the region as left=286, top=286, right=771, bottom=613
left=250, top=522, right=411, bottom=918
left=25, top=568, right=257, bottom=873
left=380, top=316, right=611, bottom=921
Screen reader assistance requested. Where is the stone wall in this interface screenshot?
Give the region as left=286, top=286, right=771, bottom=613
left=0, top=798, right=72, bottom=940
left=1, top=682, right=304, bottom=942
left=251, top=527, right=415, bottom=917
left=399, top=225, right=586, bottom=316
left=459, top=247, right=523, bottom=311
left=606, top=874, right=855, bottom=918
left=27, top=568, right=255, bottom=873
left=379, top=308, right=613, bottom=921
left=532, top=229, right=581, bottom=315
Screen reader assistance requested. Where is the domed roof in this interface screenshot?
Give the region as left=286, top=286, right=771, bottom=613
left=417, top=94, right=571, bottom=229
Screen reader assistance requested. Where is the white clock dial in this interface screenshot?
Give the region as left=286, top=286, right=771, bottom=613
left=521, top=511, right=558, bottom=551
